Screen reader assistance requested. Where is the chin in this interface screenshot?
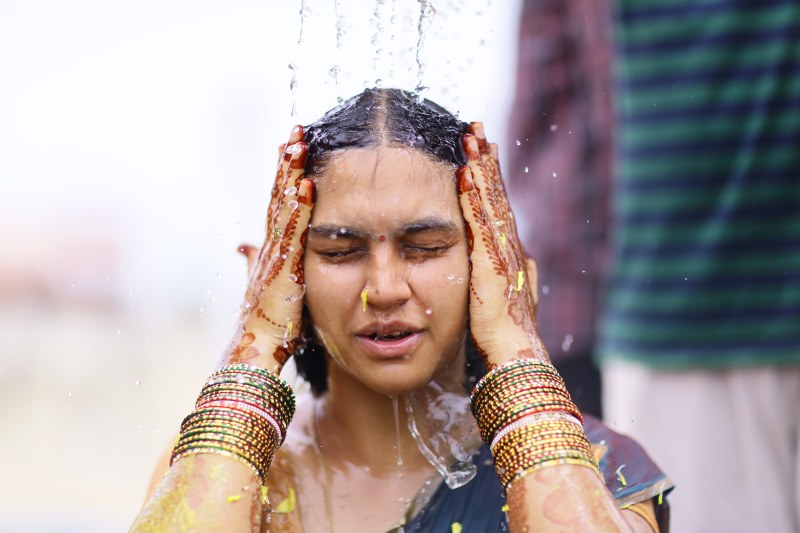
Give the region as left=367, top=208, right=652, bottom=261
left=357, top=364, right=440, bottom=397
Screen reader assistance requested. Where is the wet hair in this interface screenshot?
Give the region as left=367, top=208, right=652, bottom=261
left=304, top=87, right=470, bottom=175
left=294, top=88, right=484, bottom=395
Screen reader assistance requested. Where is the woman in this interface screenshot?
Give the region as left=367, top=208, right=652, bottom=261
left=132, top=88, right=672, bottom=532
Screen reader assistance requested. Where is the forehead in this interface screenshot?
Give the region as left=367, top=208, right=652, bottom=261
left=309, top=147, right=461, bottom=229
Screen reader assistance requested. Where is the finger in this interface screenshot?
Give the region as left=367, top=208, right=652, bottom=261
left=267, top=126, right=305, bottom=230
left=469, top=121, right=490, bottom=154
left=237, top=244, right=259, bottom=274
left=264, top=177, right=316, bottom=366
left=457, top=166, right=505, bottom=291
left=287, top=124, right=304, bottom=145
left=462, top=134, right=506, bottom=240
left=525, top=257, right=538, bottom=308
left=266, top=140, right=308, bottom=255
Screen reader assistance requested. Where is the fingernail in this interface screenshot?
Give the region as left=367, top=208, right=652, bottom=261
left=298, top=179, right=316, bottom=205
left=457, top=167, right=474, bottom=193
left=461, top=135, right=480, bottom=161
left=289, top=142, right=308, bottom=169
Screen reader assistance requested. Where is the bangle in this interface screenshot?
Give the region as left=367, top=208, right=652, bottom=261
left=170, top=364, right=296, bottom=484
left=471, top=358, right=599, bottom=492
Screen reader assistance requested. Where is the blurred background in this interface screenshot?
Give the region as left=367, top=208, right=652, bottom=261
left=0, top=1, right=521, bottom=531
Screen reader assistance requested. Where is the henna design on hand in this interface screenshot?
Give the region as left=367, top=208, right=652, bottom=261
left=457, top=122, right=545, bottom=365
left=224, top=126, right=316, bottom=371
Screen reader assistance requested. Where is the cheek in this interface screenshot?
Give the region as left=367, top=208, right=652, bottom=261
left=303, top=260, right=360, bottom=325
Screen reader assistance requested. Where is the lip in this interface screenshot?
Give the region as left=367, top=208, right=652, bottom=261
left=355, top=331, right=423, bottom=359
left=354, top=321, right=424, bottom=359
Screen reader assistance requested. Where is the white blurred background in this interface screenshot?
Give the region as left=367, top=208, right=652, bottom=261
left=0, top=1, right=521, bottom=530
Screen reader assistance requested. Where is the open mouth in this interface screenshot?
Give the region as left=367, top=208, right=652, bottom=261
left=368, top=331, right=413, bottom=341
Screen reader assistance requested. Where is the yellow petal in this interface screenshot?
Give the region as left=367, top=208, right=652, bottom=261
left=500, top=232, right=506, bottom=247
left=275, top=487, right=296, bottom=513
left=451, top=522, right=462, bottom=533
left=501, top=504, right=509, bottom=512
left=361, top=288, right=368, bottom=312
left=261, top=486, right=269, bottom=505
left=226, top=494, right=242, bottom=503
left=615, top=465, right=627, bottom=486
left=516, top=271, right=524, bottom=291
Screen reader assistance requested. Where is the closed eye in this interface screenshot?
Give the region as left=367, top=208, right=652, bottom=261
left=318, top=248, right=366, bottom=260
left=402, top=244, right=450, bottom=257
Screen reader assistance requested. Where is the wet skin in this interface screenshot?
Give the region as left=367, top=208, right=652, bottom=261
left=304, top=145, right=471, bottom=396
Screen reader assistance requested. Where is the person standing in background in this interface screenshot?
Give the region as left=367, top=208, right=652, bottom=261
left=599, top=2, right=800, bottom=532
left=506, top=0, right=614, bottom=418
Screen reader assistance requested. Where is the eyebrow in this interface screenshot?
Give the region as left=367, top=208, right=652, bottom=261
left=309, top=217, right=459, bottom=240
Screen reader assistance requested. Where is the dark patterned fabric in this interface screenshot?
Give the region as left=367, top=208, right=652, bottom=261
left=398, top=415, right=673, bottom=532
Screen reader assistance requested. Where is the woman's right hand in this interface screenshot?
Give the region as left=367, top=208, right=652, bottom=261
left=223, top=125, right=315, bottom=374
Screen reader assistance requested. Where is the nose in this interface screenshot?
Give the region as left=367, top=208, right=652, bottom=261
left=365, top=247, right=412, bottom=311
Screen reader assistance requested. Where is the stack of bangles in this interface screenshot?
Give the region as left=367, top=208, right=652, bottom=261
left=170, top=363, right=296, bottom=485
left=471, top=358, right=599, bottom=491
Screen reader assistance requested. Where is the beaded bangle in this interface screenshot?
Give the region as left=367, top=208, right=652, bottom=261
left=170, top=363, right=296, bottom=484
left=490, top=412, right=583, bottom=451
left=471, top=358, right=599, bottom=492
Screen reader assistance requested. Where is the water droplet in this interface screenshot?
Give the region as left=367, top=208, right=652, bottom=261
left=552, top=171, right=557, bottom=178
left=425, top=308, right=433, bottom=315
left=375, top=78, right=383, bottom=87
left=339, top=227, right=347, bottom=234
left=523, top=166, right=529, bottom=173
left=288, top=199, right=299, bottom=210
left=285, top=186, right=298, bottom=196
left=447, top=274, right=455, bottom=281
left=281, top=253, right=287, bottom=259
left=67, top=391, right=73, bottom=397
left=542, top=285, right=550, bottom=295
left=288, top=273, right=298, bottom=282
left=515, top=139, right=521, bottom=146
left=456, top=277, right=464, bottom=284
left=561, top=334, right=573, bottom=352
left=330, top=233, right=338, bottom=240
left=328, top=65, right=340, bottom=78
left=134, top=379, right=141, bottom=386
left=550, top=124, right=558, bottom=131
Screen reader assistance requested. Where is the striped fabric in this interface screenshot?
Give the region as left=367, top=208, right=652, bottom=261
left=598, top=0, right=800, bottom=368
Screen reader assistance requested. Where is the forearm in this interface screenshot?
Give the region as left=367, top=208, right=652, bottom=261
left=132, top=454, right=263, bottom=533
left=506, top=465, right=632, bottom=533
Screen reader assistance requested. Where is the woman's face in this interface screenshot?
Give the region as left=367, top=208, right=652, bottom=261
left=304, top=146, right=470, bottom=396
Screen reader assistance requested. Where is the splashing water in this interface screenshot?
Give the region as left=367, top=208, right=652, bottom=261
left=298, top=1, right=310, bottom=45
left=403, top=389, right=478, bottom=489
left=288, top=62, right=299, bottom=119
left=415, top=0, right=434, bottom=96
left=392, top=396, right=404, bottom=466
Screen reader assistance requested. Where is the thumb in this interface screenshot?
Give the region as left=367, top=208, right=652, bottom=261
left=237, top=244, right=259, bottom=275
left=525, top=257, right=539, bottom=309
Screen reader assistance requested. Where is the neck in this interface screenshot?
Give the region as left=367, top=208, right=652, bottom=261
left=315, top=358, right=430, bottom=474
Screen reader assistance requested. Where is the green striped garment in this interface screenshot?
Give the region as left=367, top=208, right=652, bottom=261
left=598, top=0, right=800, bottom=368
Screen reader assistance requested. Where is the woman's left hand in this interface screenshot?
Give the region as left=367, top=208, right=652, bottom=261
left=457, top=122, right=549, bottom=367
